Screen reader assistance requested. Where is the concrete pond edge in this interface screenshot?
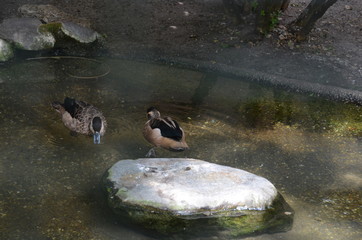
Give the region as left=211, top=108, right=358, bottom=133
left=136, top=56, right=362, bottom=105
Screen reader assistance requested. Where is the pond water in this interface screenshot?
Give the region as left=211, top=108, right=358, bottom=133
left=0, top=57, right=361, bottom=240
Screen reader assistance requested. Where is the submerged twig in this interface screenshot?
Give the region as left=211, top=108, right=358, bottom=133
left=26, top=56, right=111, bottom=79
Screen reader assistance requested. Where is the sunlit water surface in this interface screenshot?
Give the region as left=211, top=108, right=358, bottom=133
left=0, top=58, right=361, bottom=240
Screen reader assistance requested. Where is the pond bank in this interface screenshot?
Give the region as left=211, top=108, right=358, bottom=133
left=1, top=0, right=361, bottom=94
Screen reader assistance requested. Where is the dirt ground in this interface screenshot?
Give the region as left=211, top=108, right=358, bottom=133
left=1, top=0, right=361, bottom=90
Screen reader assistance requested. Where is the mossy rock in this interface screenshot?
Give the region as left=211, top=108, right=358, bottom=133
left=0, top=39, right=13, bottom=62
left=40, top=22, right=100, bottom=44
left=238, top=93, right=362, bottom=137
left=0, top=17, right=55, bottom=50
left=103, top=158, right=294, bottom=238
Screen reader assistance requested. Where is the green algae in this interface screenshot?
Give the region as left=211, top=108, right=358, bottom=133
left=238, top=91, right=362, bottom=137
left=39, top=22, right=62, bottom=33
left=0, top=39, right=14, bottom=62
left=217, top=194, right=293, bottom=237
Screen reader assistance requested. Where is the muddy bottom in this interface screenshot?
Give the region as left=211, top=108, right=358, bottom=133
left=0, top=57, right=361, bottom=240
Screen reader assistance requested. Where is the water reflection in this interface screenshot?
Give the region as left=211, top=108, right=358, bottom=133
left=0, top=58, right=361, bottom=240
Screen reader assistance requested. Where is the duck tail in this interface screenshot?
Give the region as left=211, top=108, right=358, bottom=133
left=51, top=101, right=64, bottom=113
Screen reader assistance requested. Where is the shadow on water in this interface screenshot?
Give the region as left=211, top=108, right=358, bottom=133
left=0, top=56, right=361, bottom=240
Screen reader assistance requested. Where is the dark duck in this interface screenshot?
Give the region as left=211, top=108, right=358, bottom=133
left=143, top=106, right=188, bottom=157
left=52, top=97, right=107, bottom=144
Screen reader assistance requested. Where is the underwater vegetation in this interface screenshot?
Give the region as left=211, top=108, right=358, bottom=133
left=238, top=90, right=362, bottom=137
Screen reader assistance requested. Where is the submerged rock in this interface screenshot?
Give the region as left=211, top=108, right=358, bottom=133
left=103, top=158, right=293, bottom=238
left=0, top=39, right=13, bottom=61
left=0, top=18, right=55, bottom=51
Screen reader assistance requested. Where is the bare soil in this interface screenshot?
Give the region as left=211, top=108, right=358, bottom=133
left=1, top=0, right=361, bottom=90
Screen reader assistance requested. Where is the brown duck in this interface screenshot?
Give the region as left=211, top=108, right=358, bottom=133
left=52, top=97, right=107, bottom=144
left=143, top=106, right=188, bottom=157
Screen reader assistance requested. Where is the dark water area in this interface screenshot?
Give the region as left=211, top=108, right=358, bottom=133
left=0, top=57, right=361, bottom=239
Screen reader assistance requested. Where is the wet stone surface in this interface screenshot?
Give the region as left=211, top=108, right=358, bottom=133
left=0, top=17, right=55, bottom=50
left=103, top=158, right=293, bottom=237
left=60, top=21, right=100, bottom=43
left=104, top=158, right=279, bottom=212
left=0, top=4, right=100, bottom=61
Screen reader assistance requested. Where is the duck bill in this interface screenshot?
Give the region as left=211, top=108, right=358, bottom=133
left=93, top=132, right=101, bottom=144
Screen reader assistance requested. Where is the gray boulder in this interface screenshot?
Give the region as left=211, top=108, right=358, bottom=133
left=19, top=4, right=100, bottom=44
left=0, top=18, right=55, bottom=51
left=103, top=158, right=293, bottom=238
left=0, top=39, right=13, bottom=61
left=60, top=21, right=100, bottom=43
left=39, top=21, right=101, bottom=44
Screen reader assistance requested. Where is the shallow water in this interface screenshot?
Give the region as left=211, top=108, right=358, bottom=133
left=0, top=57, right=361, bottom=240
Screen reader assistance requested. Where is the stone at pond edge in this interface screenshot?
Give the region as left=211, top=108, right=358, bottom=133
left=0, top=39, right=13, bottom=62
left=40, top=22, right=101, bottom=44
left=60, top=22, right=100, bottom=43
left=0, top=18, right=55, bottom=51
left=18, top=4, right=100, bottom=44
left=103, top=158, right=294, bottom=238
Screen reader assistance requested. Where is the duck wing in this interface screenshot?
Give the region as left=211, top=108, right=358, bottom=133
left=62, top=97, right=79, bottom=118
left=62, top=97, right=92, bottom=118
left=75, top=99, right=91, bottom=108
left=150, top=117, right=183, bottom=141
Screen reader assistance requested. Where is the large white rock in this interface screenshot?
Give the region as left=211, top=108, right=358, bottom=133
left=104, top=158, right=293, bottom=237
left=106, top=158, right=278, bottom=214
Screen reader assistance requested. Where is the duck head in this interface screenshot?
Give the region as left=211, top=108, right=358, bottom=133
left=146, top=106, right=161, bottom=120
left=91, top=117, right=103, bottom=144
